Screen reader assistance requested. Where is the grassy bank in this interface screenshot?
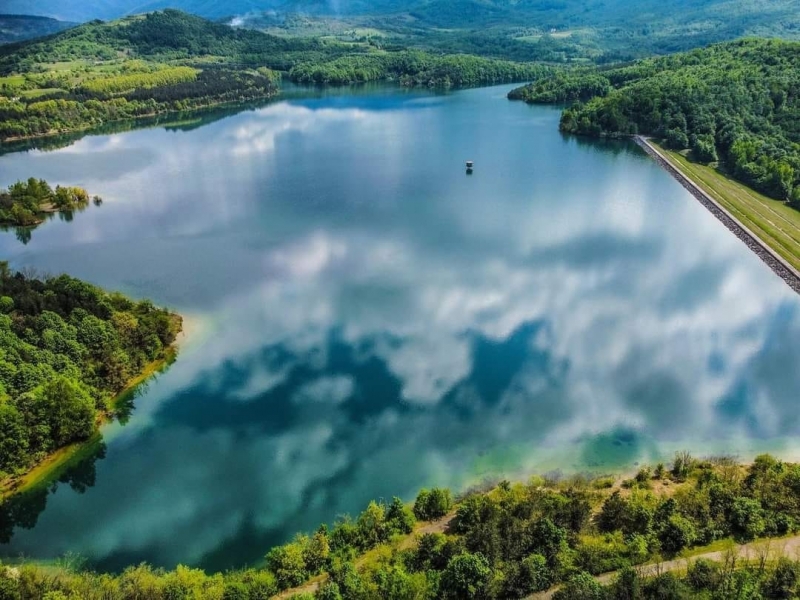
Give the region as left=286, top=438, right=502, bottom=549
left=653, top=142, right=800, bottom=274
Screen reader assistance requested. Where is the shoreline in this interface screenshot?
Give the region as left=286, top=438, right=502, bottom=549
left=0, top=319, right=185, bottom=501
left=0, top=92, right=280, bottom=145
left=634, top=135, right=800, bottom=296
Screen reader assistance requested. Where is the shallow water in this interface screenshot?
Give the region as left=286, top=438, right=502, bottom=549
left=1, top=84, right=800, bottom=571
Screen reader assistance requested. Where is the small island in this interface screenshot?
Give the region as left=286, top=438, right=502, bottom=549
left=0, top=262, right=181, bottom=494
left=0, top=177, right=100, bottom=227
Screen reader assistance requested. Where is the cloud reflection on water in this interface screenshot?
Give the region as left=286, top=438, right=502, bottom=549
left=0, top=85, right=799, bottom=571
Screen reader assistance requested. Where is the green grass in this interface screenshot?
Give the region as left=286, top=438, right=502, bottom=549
left=679, top=537, right=737, bottom=558
left=0, top=74, right=26, bottom=88
left=18, top=88, right=61, bottom=98
left=657, top=143, right=800, bottom=273
left=40, top=60, right=97, bottom=71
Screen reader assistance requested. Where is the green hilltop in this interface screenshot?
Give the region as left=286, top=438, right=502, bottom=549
left=511, top=38, right=800, bottom=205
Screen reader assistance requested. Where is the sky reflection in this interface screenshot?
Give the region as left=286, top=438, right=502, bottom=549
left=1, top=84, right=799, bottom=571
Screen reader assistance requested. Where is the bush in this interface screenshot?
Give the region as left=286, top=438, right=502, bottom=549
left=553, top=571, right=605, bottom=600
left=763, top=558, right=800, bottom=599
left=501, top=553, right=552, bottom=597
left=686, top=558, right=721, bottom=591
left=386, top=497, right=416, bottom=535
left=266, top=543, right=307, bottom=590
left=671, top=451, right=694, bottom=481
left=413, top=488, right=453, bottom=521
left=730, top=497, right=766, bottom=541
left=659, top=515, right=696, bottom=555
left=0, top=574, right=21, bottom=600
left=642, top=572, right=692, bottom=599
left=439, top=552, right=492, bottom=600
left=611, top=567, right=642, bottom=600
left=665, top=128, right=689, bottom=150
left=635, top=467, right=652, bottom=484
left=315, top=582, right=342, bottom=600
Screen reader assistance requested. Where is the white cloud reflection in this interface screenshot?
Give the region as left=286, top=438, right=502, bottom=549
left=2, top=86, right=800, bottom=571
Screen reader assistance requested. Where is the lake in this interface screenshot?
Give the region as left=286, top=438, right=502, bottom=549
left=1, top=83, right=800, bottom=572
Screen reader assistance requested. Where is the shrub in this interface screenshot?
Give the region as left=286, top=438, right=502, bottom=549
left=763, top=558, right=800, bottom=599
left=501, top=553, right=552, bottom=597
left=686, top=558, right=721, bottom=591
left=413, top=488, right=453, bottom=521
left=659, top=515, right=696, bottom=555
left=730, top=497, right=765, bottom=541
left=439, top=552, right=492, bottom=600
left=553, top=571, right=605, bottom=600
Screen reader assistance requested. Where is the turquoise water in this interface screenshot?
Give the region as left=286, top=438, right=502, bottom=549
left=1, top=84, right=799, bottom=571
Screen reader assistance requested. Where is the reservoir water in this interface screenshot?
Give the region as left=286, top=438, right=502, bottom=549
left=1, top=84, right=800, bottom=571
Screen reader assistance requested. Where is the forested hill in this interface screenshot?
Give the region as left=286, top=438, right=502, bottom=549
left=510, top=39, right=800, bottom=205
left=0, top=9, right=547, bottom=81
left=0, top=9, right=323, bottom=74
left=0, top=10, right=549, bottom=140
left=0, top=15, right=74, bottom=45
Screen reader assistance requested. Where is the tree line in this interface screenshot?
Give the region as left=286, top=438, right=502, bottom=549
left=289, top=50, right=550, bottom=87
left=3, top=453, right=800, bottom=598
left=0, top=67, right=280, bottom=140
left=509, top=39, right=800, bottom=206
left=0, top=262, right=181, bottom=479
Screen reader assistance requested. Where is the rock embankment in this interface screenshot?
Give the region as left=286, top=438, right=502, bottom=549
left=635, top=136, right=800, bottom=296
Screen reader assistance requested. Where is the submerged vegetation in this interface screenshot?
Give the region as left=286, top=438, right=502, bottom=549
left=4, top=454, right=800, bottom=598
left=510, top=39, right=800, bottom=206
left=0, top=262, right=181, bottom=484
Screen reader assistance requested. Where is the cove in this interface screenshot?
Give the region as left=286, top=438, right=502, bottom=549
left=1, top=84, right=800, bottom=572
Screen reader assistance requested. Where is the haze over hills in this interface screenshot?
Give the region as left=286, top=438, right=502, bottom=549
left=6, top=0, right=799, bottom=64
left=0, top=14, right=75, bottom=44
left=9, top=0, right=800, bottom=31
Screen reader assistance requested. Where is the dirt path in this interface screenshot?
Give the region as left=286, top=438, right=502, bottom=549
left=273, top=512, right=456, bottom=599
left=526, top=534, right=800, bottom=599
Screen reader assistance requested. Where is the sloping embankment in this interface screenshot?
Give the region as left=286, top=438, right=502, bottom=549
left=635, top=136, right=800, bottom=295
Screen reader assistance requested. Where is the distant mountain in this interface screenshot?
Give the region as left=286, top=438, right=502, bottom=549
left=0, top=1, right=272, bottom=22
left=0, top=9, right=310, bottom=73
left=7, top=0, right=800, bottom=27
left=4, top=0, right=800, bottom=60
left=0, top=14, right=76, bottom=44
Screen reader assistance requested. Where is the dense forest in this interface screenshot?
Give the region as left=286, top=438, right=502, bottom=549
left=0, top=10, right=549, bottom=141
left=0, top=262, right=181, bottom=480
left=510, top=39, right=800, bottom=205
left=0, top=178, right=97, bottom=227
left=289, top=50, right=549, bottom=86
left=3, top=454, right=800, bottom=598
